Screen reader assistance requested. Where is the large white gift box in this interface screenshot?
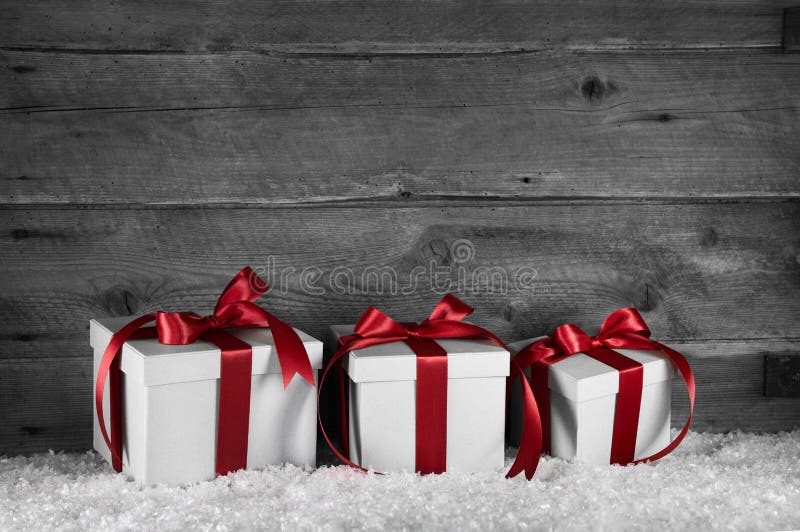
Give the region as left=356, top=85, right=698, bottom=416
left=91, top=317, right=323, bottom=485
left=508, top=338, right=676, bottom=464
left=328, top=325, right=510, bottom=473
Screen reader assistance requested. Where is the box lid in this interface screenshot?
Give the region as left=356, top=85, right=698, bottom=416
left=508, top=338, right=676, bottom=403
left=331, top=324, right=510, bottom=383
left=91, top=316, right=323, bottom=387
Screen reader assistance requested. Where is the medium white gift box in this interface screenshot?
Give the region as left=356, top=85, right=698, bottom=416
left=508, top=338, right=676, bottom=464
left=328, top=325, right=510, bottom=473
left=91, top=316, right=323, bottom=485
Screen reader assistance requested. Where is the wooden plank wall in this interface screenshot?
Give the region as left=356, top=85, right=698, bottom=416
left=1, top=1, right=799, bottom=454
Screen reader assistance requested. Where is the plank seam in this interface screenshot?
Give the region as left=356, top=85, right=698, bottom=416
left=0, top=44, right=784, bottom=57
left=2, top=103, right=798, bottom=116
left=1, top=197, right=799, bottom=210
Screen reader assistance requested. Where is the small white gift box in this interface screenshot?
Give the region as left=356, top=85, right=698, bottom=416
left=91, top=317, right=323, bottom=485
left=329, top=325, right=510, bottom=473
left=508, top=338, right=676, bottom=464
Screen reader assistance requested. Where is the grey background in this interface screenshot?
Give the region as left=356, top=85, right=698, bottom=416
left=1, top=1, right=799, bottom=454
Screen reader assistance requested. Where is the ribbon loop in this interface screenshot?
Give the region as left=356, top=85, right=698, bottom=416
left=95, top=266, right=314, bottom=477
left=214, top=266, right=268, bottom=312
left=156, top=311, right=202, bottom=344
left=598, top=307, right=651, bottom=341
left=353, top=306, right=408, bottom=339
left=553, top=323, right=594, bottom=355
left=427, top=293, right=474, bottom=322
left=318, top=294, right=539, bottom=479
left=511, top=308, right=695, bottom=468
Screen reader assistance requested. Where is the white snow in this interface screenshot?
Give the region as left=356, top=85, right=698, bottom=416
left=1, top=430, right=799, bottom=531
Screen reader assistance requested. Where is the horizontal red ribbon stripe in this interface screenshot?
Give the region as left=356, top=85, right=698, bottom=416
left=318, top=294, right=542, bottom=479
left=509, top=308, right=695, bottom=471
left=95, top=267, right=314, bottom=477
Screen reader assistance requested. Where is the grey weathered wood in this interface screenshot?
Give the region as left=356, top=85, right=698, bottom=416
left=1, top=50, right=799, bottom=204
left=764, top=354, right=800, bottom=397
left=1, top=203, right=798, bottom=361
left=784, top=7, right=800, bottom=51
left=0, top=0, right=798, bottom=457
left=4, top=349, right=800, bottom=455
left=0, top=1, right=788, bottom=53
left=670, top=352, right=800, bottom=433
left=0, top=358, right=92, bottom=454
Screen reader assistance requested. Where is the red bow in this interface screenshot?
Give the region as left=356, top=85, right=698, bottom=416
left=317, top=294, right=542, bottom=479
left=335, top=293, right=487, bottom=352
left=509, top=308, right=695, bottom=470
left=152, top=268, right=315, bottom=389
left=95, top=267, right=315, bottom=476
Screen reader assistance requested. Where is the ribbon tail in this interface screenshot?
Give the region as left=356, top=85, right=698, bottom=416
left=266, top=312, right=315, bottom=388
left=318, top=346, right=372, bottom=474
left=632, top=340, right=696, bottom=464
left=338, top=360, right=350, bottom=459
left=513, top=340, right=561, bottom=457
left=506, top=359, right=542, bottom=480
left=95, top=314, right=157, bottom=472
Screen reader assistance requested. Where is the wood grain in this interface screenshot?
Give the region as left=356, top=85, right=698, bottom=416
left=671, top=353, right=800, bottom=433
left=784, top=7, right=800, bottom=51
left=1, top=0, right=798, bottom=456
left=4, top=350, right=799, bottom=455
left=0, top=1, right=788, bottom=53
left=764, top=354, right=800, bottom=397
left=1, top=203, right=798, bottom=361
left=1, top=50, right=798, bottom=204
left=0, top=358, right=92, bottom=454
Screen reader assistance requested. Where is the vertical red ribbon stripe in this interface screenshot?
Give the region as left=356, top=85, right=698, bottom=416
left=317, top=294, right=542, bottom=480
left=203, top=330, right=254, bottom=477
left=528, top=346, right=644, bottom=464
left=94, top=267, right=315, bottom=478
left=587, top=346, right=644, bottom=464
left=407, top=338, right=449, bottom=475
left=511, top=307, right=694, bottom=470
left=530, top=362, right=551, bottom=455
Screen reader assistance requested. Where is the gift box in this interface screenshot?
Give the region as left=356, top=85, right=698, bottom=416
left=91, top=317, right=323, bottom=485
left=508, top=338, right=675, bottom=464
left=328, top=323, right=510, bottom=473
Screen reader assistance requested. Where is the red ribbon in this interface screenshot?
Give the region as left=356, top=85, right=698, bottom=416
left=95, top=267, right=316, bottom=476
left=317, top=294, right=542, bottom=479
left=509, top=308, right=696, bottom=469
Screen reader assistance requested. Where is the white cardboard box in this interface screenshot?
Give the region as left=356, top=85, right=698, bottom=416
left=508, top=338, right=676, bottom=464
left=91, top=316, right=323, bottom=485
left=329, top=325, right=510, bottom=473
